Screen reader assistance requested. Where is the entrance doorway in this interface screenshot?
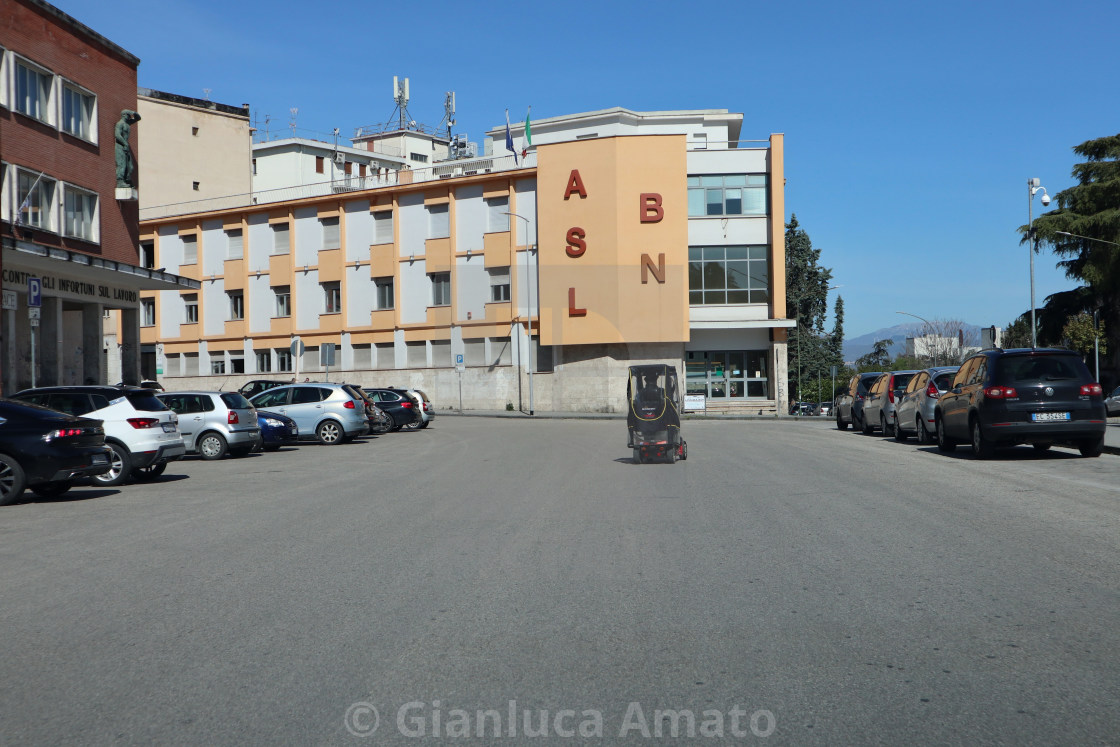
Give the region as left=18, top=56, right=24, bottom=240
left=685, top=350, right=769, bottom=399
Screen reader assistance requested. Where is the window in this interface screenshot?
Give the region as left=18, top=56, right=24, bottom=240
left=321, top=216, right=340, bottom=250
left=183, top=293, right=198, bottom=324
left=374, top=277, right=394, bottom=310
left=688, top=246, right=769, bottom=305
left=272, top=223, right=290, bottom=254
left=230, top=357, right=245, bottom=374
left=430, top=272, right=451, bottom=306
left=17, top=170, right=56, bottom=230
left=489, top=268, right=510, bottom=302
left=252, top=158, right=258, bottom=176
left=275, top=350, right=293, bottom=373
left=427, top=203, right=449, bottom=239
left=14, top=59, right=52, bottom=123
left=226, top=229, right=243, bottom=259
left=315, top=156, right=324, bottom=174
left=141, top=298, right=155, bottom=327
left=211, top=360, right=226, bottom=375
left=486, top=195, right=509, bottom=232
left=63, top=185, right=97, bottom=241
left=140, top=241, right=155, bottom=269
left=191, top=126, right=199, bottom=136
left=373, top=211, right=393, bottom=244
left=182, top=235, right=198, bottom=264
left=256, top=351, right=272, bottom=373
left=410, top=152, right=429, bottom=163
left=61, top=83, right=95, bottom=141
left=322, top=281, right=341, bottom=314
left=687, top=175, right=768, bottom=217
left=359, top=164, right=367, bottom=178
left=344, top=161, right=352, bottom=176
left=274, top=285, right=291, bottom=317
left=228, top=291, right=244, bottom=320
left=192, top=181, right=200, bottom=191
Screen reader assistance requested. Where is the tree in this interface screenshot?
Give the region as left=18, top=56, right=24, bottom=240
left=1028, top=133, right=1120, bottom=387
left=856, top=339, right=893, bottom=370
left=1002, top=313, right=1032, bottom=349
left=1061, top=311, right=1107, bottom=360
left=785, top=215, right=838, bottom=398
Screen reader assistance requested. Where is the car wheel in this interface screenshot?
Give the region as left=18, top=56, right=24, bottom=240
left=894, top=416, right=908, bottom=442
left=836, top=412, right=848, bottom=431
left=917, top=417, right=930, bottom=445
left=936, top=416, right=956, bottom=452
left=861, top=412, right=874, bottom=435
left=94, top=443, right=132, bottom=487
left=681, top=441, right=688, bottom=461
left=0, top=454, right=28, bottom=506
left=1032, top=443, right=1052, bottom=452
left=198, top=432, right=228, bottom=460
left=30, top=480, right=72, bottom=498
left=403, top=418, right=424, bottom=431
left=316, top=420, right=343, bottom=445
left=971, top=418, right=994, bottom=459
left=133, top=462, right=167, bottom=481
left=1078, top=436, right=1104, bottom=458
left=881, top=413, right=894, bottom=438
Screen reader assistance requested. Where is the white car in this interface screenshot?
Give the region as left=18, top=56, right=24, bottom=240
left=13, top=386, right=186, bottom=485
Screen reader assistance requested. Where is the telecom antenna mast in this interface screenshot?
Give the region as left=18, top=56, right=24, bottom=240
left=438, top=91, right=456, bottom=140
left=389, top=76, right=412, bottom=131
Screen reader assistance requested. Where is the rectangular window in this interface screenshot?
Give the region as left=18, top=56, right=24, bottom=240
left=427, top=203, right=449, bottom=239
left=489, top=268, right=511, bottom=302
left=322, top=281, right=341, bottom=314
left=17, top=171, right=56, bottom=230
left=321, top=216, right=340, bottom=250
left=275, top=350, right=293, bottom=372
left=230, top=356, right=245, bottom=374
left=486, top=195, right=509, bottom=232
left=373, top=211, right=393, bottom=244
left=344, top=161, right=352, bottom=176
left=226, top=228, right=243, bottom=259
left=688, top=245, right=769, bottom=305
left=374, top=277, right=394, bottom=310
left=140, top=241, right=155, bottom=269
left=183, top=293, right=198, bottom=324
left=687, top=175, right=768, bottom=217
left=228, top=291, right=244, bottom=320
left=359, top=163, right=367, bottom=178
left=430, top=272, right=451, bottom=306
left=256, top=351, right=272, bottom=373
left=182, top=235, right=198, bottom=264
left=410, top=152, right=429, bottom=163
left=14, top=59, right=52, bottom=123
left=141, top=298, right=155, bottom=327
left=274, top=285, right=291, bottom=317
left=315, top=156, right=324, bottom=174
left=211, top=360, right=226, bottom=375
left=61, top=83, right=95, bottom=141
left=272, top=223, right=290, bottom=254
left=63, top=185, right=97, bottom=241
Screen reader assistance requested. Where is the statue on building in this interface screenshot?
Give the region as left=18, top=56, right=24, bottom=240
left=115, top=109, right=142, bottom=188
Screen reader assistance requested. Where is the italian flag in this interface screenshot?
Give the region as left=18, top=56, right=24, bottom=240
left=521, top=107, right=532, bottom=159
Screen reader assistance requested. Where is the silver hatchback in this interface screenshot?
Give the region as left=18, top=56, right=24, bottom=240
left=248, top=383, right=369, bottom=444
left=158, top=391, right=261, bottom=459
left=893, top=366, right=960, bottom=444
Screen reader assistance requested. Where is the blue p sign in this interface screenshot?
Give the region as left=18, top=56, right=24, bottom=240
left=28, top=278, right=41, bottom=308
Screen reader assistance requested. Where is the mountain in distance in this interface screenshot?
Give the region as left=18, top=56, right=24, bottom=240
left=842, top=322, right=982, bottom=363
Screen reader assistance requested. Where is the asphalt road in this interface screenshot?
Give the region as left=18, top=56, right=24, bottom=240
left=1, top=417, right=1118, bottom=745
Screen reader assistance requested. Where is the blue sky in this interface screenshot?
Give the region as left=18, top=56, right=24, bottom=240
left=63, top=0, right=1120, bottom=337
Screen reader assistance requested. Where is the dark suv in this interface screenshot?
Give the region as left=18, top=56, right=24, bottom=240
left=934, top=348, right=1107, bottom=458
left=834, top=372, right=882, bottom=431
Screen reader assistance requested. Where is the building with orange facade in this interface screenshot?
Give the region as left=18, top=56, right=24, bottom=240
left=138, top=107, right=792, bottom=413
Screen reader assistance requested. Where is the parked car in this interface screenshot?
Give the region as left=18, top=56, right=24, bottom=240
left=0, top=399, right=113, bottom=505
left=935, top=348, right=1107, bottom=458
left=893, top=366, right=960, bottom=443
left=239, top=380, right=289, bottom=399
left=403, top=388, right=435, bottom=430
left=1106, top=385, right=1120, bottom=417
left=157, top=391, right=261, bottom=459
left=365, top=388, right=422, bottom=430
left=340, top=384, right=394, bottom=434
left=248, top=383, right=369, bottom=444
left=817, top=401, right=833, bottom=417
left=257, top=410, right=298, bottom=451
left=861, top=370, right=919, bottom=436
left=12, top=386, right=185, bottom=485
left=834, top=372, right=882, bottom=431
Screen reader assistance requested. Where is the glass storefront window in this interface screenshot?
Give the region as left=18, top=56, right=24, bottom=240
left=685, top=350, right=770, bottom=400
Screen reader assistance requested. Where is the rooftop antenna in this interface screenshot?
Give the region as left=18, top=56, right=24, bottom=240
left=289, top=107, right=299, bottom=136
left=202, top=88, right=211, bottom=101
left=389, top=76, right=412, bottom=131
left=438, top=91, right=456, bottom=140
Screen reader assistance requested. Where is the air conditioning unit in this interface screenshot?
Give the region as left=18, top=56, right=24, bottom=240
left=334, top=151, right=345, bottom=165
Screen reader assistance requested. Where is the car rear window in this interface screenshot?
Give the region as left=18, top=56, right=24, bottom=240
left=996, top=354, right=1090, bottom=384
left=220, top=393, right=252, bottom=410
left=892, top=373, right=915, bottom=390
left=126, top=392, right=170, bottom=411
left=933, top=373, right=955, bottom=390
left=857, top=375, right=879, bottom=394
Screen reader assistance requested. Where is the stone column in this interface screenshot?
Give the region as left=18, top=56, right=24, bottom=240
left=119, top=307, right=141, bottom=385
left=83, top=302, right=104, bottom=385
left=773, top=341, right=789, bottom=415
left=39, top=296, right=63, bottom=385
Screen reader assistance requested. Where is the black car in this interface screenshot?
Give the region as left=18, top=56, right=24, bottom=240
left=364, top=388, right=421, bottom=430
left=935, top=348, right=1107, bottom=458
left=834, top=372, right=883, bottom=431
left=0, top=399, right=113, bottom=505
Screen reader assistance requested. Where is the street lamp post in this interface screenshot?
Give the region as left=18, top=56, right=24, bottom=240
left=896, top=310, right=936, bottom=366
left=1028, top=178, right=1051, bottom=348
left=504, top=211, right=536, bottom=415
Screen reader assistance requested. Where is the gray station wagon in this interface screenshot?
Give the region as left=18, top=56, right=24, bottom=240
left=157, top=391, right=261, bottom=460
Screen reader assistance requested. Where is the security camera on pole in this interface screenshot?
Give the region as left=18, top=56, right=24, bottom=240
left=1027, top=178, right=1051, bottom=348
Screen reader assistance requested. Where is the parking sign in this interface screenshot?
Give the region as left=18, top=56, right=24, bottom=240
left=28, top=278, right=41, bottom=308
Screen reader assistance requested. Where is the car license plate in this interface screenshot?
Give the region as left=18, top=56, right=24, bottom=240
left=162, top=422, right=177, bottom=432
left=1032, top=412, right=1070, bottom=422
left=91, top=453, right=108, bottom=465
